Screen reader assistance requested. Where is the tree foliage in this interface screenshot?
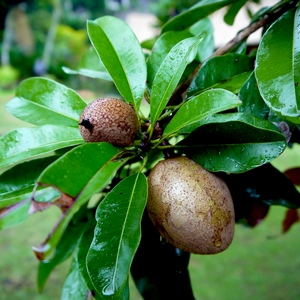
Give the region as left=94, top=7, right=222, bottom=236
left=1, top=0, right=300, bottom=299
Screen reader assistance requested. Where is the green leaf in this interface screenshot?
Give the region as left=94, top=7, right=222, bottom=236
left=0, top=200, right=30, bottom=230
left=63, top=47, right=112, bottom=81
left=6, top=78, right=86, bottom=127
left=238, top=71, right=270, bottom=119
left=213, top=71, right=252, bottom=94
left=33, top=143, right=126, bottom=260
left=224, top=0, right=247, bottom=25
left=141, top=37, right=157, bottom=51
left=0, top=125, right=84, bottom=169
left=147, top=31, right=191, bottom=89
left=161, top=0, right=234, bottom=33
left=87, top=16, right=147, bottom=111
left=255, top=8, right=300, bottom=124
left=87, top=173, right=148, bottom=298
left=150, top=37, right=201, bottom=126
left=163, top=89, right=242, bottom=137
left=188, top=53, right=254, bottom=97
left=189, top=17, right=214, bottom=62
left=0, top=156, right=59, bottom=202
left=176, top=113, right=286, bottom=173
left=61, top=256, right=88, bottom=300
left=37, top=215, right=89, bottom=292
left=37, top=143, right=122, bottom=198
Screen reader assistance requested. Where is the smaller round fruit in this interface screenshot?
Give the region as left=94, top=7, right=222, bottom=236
left=79, top=97, right=139, bottom=147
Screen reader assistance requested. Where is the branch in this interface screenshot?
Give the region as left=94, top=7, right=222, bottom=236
left=169, top=0, right=299, bottom=105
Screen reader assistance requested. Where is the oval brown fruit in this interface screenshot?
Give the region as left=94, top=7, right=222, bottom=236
left=147, top=156, right=235, bottom=254
left=79, top=97, right=139, bottom=147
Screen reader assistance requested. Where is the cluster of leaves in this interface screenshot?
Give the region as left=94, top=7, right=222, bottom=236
left=1, top=0, right=300, bottom=299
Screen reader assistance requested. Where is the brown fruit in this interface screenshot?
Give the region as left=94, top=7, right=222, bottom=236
left=147, top=156, right=235, bottom=254
left=79, top=97, right=139, bottom=147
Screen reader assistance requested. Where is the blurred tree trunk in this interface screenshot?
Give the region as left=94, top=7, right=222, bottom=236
left=1, top=13, right=13, bottom=66
left=41, top=0, right=62, bottom=74
left=1, top=4, right=34, bottom=66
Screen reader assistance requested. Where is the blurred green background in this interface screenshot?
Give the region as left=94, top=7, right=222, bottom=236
left=1, top=0, right=300, bottom=299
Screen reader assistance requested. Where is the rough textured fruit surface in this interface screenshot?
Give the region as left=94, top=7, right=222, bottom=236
left=78, top=97, right=139, bottom=147
left=147, top=156, right=235, bottom=254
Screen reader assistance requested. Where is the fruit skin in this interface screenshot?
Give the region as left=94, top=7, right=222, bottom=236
left=79, top=97, right=139, bottom=147
left=147, top=156, right=235, bottom=254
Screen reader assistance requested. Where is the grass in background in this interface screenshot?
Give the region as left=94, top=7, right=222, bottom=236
left=1, top=89, right=300, bottom=299
left=190, top=206, right=300, bottom=300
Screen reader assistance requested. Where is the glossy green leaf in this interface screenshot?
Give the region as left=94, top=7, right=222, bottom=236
left=0, top=200, right=30, bottom=230
left=177, top=113, right=286, bottom=173
left=87, top=16, right=147, bottom=111
left=0, top=156, right=59, bottom=202
left=255, top=8, right=300, bottom=124
left=189, top=17, right=214, bottom=62
left=61, top=257, right=88, bottom=300
left=163, top=89, right=242, bottom=137
left=150, top=37, right=201, bottom=126
left=161, top=0, right=234, bottom=33
left=33, top=143, right=126, bottom=260
left=224, top=0, right=247, bottom=25
left=6, top=78, right=86, bottom=127
left=37, top=143, right=121, bottom=197
left=213, top=71, right=252, bottom=94
left=147, top=31, right=191, bottom=89
left=141, top=37, right=157, bottom=51
left=238, top=71, right=270, bottom=119
left=0, top=125, right=84, bottom=169
left=87, top=173, right=148, bottom=298
left=188, top=53, right=254, bottom=97
left=37, top=215, right=89, bottom=292
left=63, top=47, right=112, bottom=81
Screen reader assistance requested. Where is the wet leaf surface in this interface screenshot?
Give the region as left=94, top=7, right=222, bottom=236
left=255, top=8, right=300, bottom=124
left=177, top=113, right=286, bottom=173
left=188, top=53, right=254, bottom=97
left=150, top=37, right=201, bottom=126
left=0, top=125, right=84, bottom=169
left=6, top=77, right=87, bottom=127
left=87, top=173, right=147, bottom=298
left=163, top=89, right=241, bottom=137
left=87, top=16, right=147, bottom=111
